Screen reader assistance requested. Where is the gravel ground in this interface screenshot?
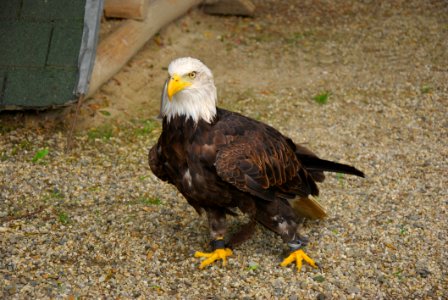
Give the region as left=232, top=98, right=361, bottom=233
left=1, top=1, right=447, bottom=299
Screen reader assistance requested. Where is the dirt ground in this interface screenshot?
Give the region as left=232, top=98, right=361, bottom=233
left=1, top=0, right=447, bottom=299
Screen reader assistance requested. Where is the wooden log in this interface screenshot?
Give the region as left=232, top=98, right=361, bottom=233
left=202, top=0, right=255, bottom=17
left=104, top=0, right=149, bottom=21
left=87, top=0, right=202, bottom=98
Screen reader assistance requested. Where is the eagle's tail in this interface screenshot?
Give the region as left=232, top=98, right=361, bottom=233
left=300, top=155, right=365, bottom=177
left=290, top=144, right=364, bottom=220
left=295, top=144, right=365, bottom=181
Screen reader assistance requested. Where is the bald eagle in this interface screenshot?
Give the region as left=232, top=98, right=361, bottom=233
left=149, top=57, right=364, bottom=270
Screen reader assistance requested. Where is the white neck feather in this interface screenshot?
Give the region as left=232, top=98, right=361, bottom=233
left=161, top=81, right=217, bottom=124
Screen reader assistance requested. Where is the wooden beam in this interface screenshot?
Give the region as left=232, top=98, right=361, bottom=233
left=104, top=0, right=149, bottom=21
left=87, top=0, right=202, bottom=98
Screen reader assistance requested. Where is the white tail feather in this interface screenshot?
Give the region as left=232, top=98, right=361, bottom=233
left=290, top=196, right=327, bottom=219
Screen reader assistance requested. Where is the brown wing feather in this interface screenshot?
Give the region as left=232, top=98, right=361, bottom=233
left=148, top=144, right=167, bottom=180
left=215, top=134, right=302, bottom=201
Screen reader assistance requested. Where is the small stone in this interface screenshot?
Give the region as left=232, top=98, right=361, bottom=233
left=5, top=284, right=17, bottom=295
left=417, top=268, right=431, bottom=278
left=378, top=275, right=387, bottom=284
left=316, top=293, right=326, bottom=300
left=347, top=286, right=361, bottom=294
left=133, top=291, right=141, bottom=298
left=273, top=278, right=283, bottom=288
left=6, top=262, right=17, bottom=271
left=274, top=288, right=283, bottom=296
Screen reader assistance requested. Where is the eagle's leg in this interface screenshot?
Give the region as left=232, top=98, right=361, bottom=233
left=255, top=200, right=318, bottom=271
left=274, top=217, right=317, bottom=271
left=227, top=219, right=256, bottom=248
left=280, top=236, right=317, bottom=271
left=194, top=208, right=233, bottom=269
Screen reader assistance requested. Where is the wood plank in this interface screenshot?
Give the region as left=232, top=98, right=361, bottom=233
left=104, top=0, right=149, bottom=21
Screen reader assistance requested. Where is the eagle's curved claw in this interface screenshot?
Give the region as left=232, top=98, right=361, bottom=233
left=194, top=248, right=233, bottom=269
left=280, top=249, right=317, bottom=271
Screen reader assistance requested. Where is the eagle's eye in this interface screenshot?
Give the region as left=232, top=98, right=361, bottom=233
left=188, top=71, right=197, bottom=79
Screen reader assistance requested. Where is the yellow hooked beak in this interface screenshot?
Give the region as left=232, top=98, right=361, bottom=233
left=167, top=74, right=192, bottom=101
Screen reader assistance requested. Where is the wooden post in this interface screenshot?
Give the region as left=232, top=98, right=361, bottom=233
left=104, top=0, right=149, bottom=21
left=87, top=0, right=202, bottom=98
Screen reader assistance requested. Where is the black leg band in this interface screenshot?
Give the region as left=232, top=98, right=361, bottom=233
left=287, top=237, right=308, bottom=252
left=210, top=239, right=226, bottom=250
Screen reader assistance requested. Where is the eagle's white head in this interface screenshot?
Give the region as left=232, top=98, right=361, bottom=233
left=160, top=57, right=217, bottom=124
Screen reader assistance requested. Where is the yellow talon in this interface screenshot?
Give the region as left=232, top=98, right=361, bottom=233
left=280, top=249, right=317, bottom=271
left=194, top=248, right=233, bottom=269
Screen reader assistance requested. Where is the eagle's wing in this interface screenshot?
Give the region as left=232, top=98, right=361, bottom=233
left=215, top=134, right=317, bottom=201
left=148, top=144, right=170, bottom=182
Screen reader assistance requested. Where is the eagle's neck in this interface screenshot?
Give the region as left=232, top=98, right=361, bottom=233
left=162, top=115, right=213, bottom=144
left=161, top=82, right=217, bottom=124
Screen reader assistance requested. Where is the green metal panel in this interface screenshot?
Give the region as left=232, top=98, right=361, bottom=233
left=0, top=0, right=99, bottom=110
left=0, top=22, right=52, bottom=66
left=0, top=0, right=21, bottom=20
left=3, top=69, right=78, bottom=108
left=47, top=25, right=84, bottom=67
left=21, top=0, right=85, bottom=21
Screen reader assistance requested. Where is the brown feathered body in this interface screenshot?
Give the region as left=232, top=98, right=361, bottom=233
left=149, top=107, right=364, bottom=246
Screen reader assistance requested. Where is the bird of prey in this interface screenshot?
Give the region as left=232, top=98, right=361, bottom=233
left=149, top=57, right=364, bottom=270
